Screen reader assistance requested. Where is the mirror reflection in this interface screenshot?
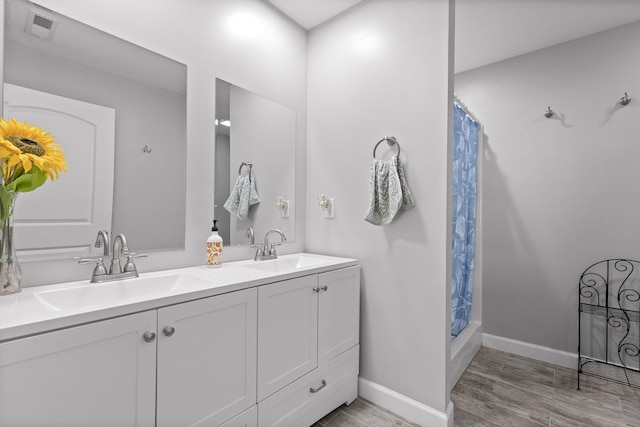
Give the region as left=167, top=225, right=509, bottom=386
left=214, top=78, right=296, bottom=246
left=4, top=0, right=187, bottom=258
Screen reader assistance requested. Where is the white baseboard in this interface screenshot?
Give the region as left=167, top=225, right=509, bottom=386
left=450, top=321, right=482, bottom=390
left=357, top=334, right=576, bottom=426
left=358, top=377, right=453, bottom=427
left=482, top=333, right=578, bottom=370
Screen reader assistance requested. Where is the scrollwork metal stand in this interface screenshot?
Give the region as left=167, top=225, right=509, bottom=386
left=578, top=259, right=640, bottom=389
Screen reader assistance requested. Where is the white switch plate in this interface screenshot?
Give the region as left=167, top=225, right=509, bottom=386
left=324, top=198, right=335, bottom=218
left=280, top=200, right=290, bottom=218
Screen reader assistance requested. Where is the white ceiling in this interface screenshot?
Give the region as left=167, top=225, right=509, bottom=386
left=266, top=0, right=640, bottom=73
left=266, top=0, right=364, bottom=30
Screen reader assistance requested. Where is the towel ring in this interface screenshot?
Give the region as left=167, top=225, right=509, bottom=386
left=373, top=136, right=401, bottom=158
left=239, top=161, right=253, bottom=179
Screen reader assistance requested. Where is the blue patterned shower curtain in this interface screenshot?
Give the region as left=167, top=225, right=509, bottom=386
left=451, top=103, right=480, bottom=339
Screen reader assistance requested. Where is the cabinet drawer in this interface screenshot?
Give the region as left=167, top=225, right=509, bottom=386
left=220, top=405, right=257, bottom=427
left=258, top=345, right=359, bottom=427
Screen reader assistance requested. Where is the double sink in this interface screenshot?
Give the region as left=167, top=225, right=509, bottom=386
left=33, top=254, right=335, bottom=312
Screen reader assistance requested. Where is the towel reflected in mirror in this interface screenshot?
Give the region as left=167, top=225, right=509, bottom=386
left=223, top=174, right=260, bottom=220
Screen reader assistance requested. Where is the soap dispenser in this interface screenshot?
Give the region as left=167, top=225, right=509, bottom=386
left=206, top=220, right=223, bottom=268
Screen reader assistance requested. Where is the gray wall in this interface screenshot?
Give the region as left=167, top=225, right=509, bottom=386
left=307, top=0, right=453, bottom=414
left=456, top=20, right=640, bottom=353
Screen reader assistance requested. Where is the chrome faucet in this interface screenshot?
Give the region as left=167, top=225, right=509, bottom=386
left=110, top=234, right=129, bottom=274
left=254, top=229, right=287, bottom=261
left=95, top=230, right=110, bottom=257
left=245, top=227, right=255, bottom=245
left=78, top=231, right=146, bottom=283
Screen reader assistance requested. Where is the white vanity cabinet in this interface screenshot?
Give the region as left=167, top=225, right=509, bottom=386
left=0, top=254, right=359, bottom=427
left=0, top=287, right=257, bottom=427
left=0, top=310, right=158, bottom=427
left=257, top=266, right=360, bottom=426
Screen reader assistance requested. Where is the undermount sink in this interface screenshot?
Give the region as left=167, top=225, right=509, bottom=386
left=240, top=255, right=330, bottom=273
left=34, top=273, right=206, bottom=311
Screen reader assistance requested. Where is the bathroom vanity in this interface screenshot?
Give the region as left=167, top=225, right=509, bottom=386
left=0, top=253, right=360, bottom=427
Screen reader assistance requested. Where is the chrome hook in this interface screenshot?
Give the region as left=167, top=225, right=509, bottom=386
left=620, top=92, right=631, bottom=106
left=544, top=106, right=554, bottom=118
left=142, top=145, right=152, bottom=153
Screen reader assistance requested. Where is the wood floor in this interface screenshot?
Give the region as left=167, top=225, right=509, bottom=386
left=311, top=396, right=420, bottom=427
left=452, top=347, right=640, bottom=426
left=313, top=347, right=640, bottom=426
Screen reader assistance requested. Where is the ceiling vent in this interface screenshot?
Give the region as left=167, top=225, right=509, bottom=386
left=25, top=8, right=58, bottom=41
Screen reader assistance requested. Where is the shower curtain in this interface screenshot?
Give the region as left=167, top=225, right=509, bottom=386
left=451, top=102, right=480, bottom=339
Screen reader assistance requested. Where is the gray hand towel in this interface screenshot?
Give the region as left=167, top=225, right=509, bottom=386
left=223, top=175, right=260, bottom=220
left=365, top=156, right=414, bottom=226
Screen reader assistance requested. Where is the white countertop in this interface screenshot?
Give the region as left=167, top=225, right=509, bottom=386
left=0, top=253, right=358, bottom=342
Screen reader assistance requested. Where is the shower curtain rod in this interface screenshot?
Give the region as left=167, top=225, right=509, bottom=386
left=454, top=93, right=483, bottom=126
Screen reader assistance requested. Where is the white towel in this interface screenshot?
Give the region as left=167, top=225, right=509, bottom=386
left=223, top=175, right=260, bottom=220
left=365, top=156, right=414, bottom=226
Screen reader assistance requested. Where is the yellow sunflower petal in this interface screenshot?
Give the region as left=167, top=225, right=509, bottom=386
left=0, top=118, right=67, bottom=181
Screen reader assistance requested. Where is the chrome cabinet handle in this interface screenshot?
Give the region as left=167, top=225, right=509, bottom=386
left=163, top=326, right=175, bottom=337
left=313, top=286, right=320, bottom=293
left=321, top=285, right=328, bottom=292
left=310, top=379, right=327, bottom=393
left=143, top=331, right=156, bottom=343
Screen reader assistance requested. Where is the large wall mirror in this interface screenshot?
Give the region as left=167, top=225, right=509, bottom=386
left=214, top=78, right=296, bottom=246
left=3, top=0, right=187, bottom=260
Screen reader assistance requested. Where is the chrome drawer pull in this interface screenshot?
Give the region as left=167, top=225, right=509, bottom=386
left=163, top=326, right=175, bottom=337
left=321, top=285, right=328, bottom=292
left=310, top=379, right=327, bottom=393
left=313, top=286, right=320, bottom=293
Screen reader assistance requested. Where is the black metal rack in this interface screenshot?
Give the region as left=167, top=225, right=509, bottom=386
left=578, top=259, right=640, bottom=389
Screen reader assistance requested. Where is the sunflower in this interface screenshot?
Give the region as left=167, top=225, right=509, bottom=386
left=0, top=118, right=67, bottom=188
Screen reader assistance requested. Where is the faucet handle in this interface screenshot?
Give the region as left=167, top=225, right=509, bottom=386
left=77, top=255, right=103, bottom=265
left=251, top=243, right=266, bottom=260
left=77, top=256, right=108, bottom=278
left=269, top=242, right=282, bottom=255
left=268, top=242, right=282, bottom=255
left=123, top=253, right=147, bottom=273
left=127, top=252, right=147, bottom=257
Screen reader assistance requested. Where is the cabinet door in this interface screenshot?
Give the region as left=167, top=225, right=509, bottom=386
left=0, top=311, right=157, bottom=427
left=258, top=275, right=318, bottom=401
left=156, top=288, right=257, bottom=427
left=318, top=266, right=360, bottom=365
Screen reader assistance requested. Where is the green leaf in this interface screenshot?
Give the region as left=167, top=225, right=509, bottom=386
left=0, top=186, right=14, bottom=221
left=5, top=167, right=46, bottom=193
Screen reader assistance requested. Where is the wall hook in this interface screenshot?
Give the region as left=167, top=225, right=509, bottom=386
left=620, top=92, right=631, bottom=106
left=142, top=145, right=152, bottom=153
left=544, top=106, right=554, bottom=118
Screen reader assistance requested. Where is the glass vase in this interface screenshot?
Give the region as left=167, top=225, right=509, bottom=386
left=0, top=193, right=21, bottom=296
